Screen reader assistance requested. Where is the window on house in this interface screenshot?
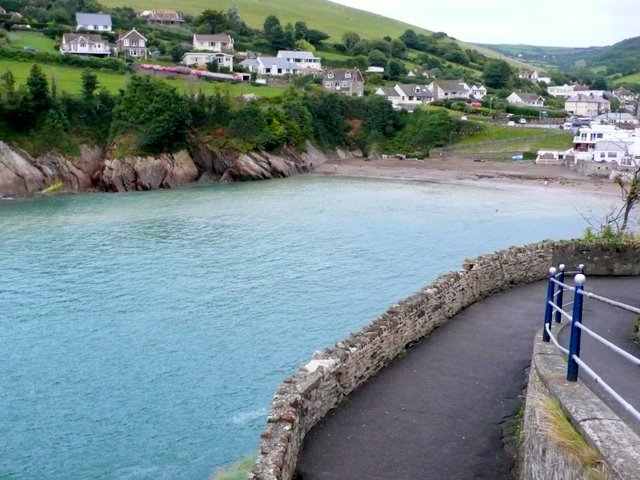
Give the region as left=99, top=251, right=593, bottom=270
left=600, top=153, right=606, bottom=159
left=327, top=73, right=334, bottom=79
left=325, top=82, right=332, bottom=88
left=596, top=133, right=603, bottom=138
left=607, top=152, right=617, bottom=158
left=345, top=72, right=351, bottom=78
left=342, top=81, right=350, bottom=87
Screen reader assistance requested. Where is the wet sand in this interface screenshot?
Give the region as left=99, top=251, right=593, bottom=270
left=312, top=155, right=621, bottom=196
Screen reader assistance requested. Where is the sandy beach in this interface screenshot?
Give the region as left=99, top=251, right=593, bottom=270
left=313, top=155, right=621, bottom=196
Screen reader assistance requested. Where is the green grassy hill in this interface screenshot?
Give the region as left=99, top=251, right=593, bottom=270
left=98, top=0, right=532, bottom=70
left=100, top=0, right=432, bottom=42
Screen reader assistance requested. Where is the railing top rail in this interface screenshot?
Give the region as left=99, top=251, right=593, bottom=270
left=575, top=321, right=640, bottom=367
left=571, top=355, right=640, bottom=423
left=578, top=289, right=640, bottom=315
left=550, top=277, right=575, bottom=291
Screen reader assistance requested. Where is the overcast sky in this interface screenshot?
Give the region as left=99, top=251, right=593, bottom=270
left=330, top=0, right=638, bottom=47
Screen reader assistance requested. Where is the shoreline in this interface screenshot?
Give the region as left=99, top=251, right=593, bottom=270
left=311, top=155, right=621, bottom=197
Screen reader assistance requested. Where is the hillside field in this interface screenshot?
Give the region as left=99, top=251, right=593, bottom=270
left=0, top=59, right=285, bottom=97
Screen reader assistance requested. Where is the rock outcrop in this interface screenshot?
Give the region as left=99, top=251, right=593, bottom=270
left=97, top=151, right=199, bottom=192
left=0, top=142, right=101, bottom=197
left=0, top=139, right=330, bottom=197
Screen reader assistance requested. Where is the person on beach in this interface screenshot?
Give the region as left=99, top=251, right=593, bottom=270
left=543, top=177, right=549, bottom=188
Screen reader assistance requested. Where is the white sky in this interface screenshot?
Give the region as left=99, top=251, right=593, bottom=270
left=330, top=0, right=638, bottom=48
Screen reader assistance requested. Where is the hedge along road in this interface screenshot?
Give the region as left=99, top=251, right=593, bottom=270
left=295, top=277, right=640, bottom=480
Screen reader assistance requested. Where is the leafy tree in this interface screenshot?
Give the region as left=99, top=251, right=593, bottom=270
left=303, top=92, right=349, bottom=147
left=229, top=102, right=272, bottom=149
left=227, top=6, right=248, bottom=35
left=342, top=31, right=361, bottom=51
left=281, top=94, right=313, bottom=148
left=483, top=59, right=513, bottom=89
left=26, top=63, right=50, bottom=114
left=387, top=59, right=405, bottom=79
left=367, top=49, right=388, bottom=68
left=263, top=15, right=288, bottom=51
left=283, top=22, right=296, bottom=49
left=81, top=69, right=98, bottom=100
left=391, top=39, right=407, bottom=59
left=294, top=21, right=308, bottom=41
left=195, top=9, right=228, bottom=34
left=304, top=29, right=329, bottom=47
left=399, top=29, right=421, bottom=50
left=111, top=76, right=192, bottom=154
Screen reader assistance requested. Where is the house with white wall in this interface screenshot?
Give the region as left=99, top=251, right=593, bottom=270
left=276, top=51, right=321, bottom=71
left=375, top=84, right=433, bottom=109
left=507, top=92, right=545, bottom=107
left=565, top=94, right=610, bottom=117
left=75, top=12, right=112, bottom=32
left=548, top=84, right=576, bottom=98
left=193, top=34, right=234, bottom=52
left=60, top=33, right=110, bottom=56
left=114, top=29, right=147, bottom=58
left=428, top=80, right=470, bottom=101
left=470, top=84, right=487, bottom=100
left=182, top=52, right=233, bottom=70
left=240, top=56, right=301, bottom=76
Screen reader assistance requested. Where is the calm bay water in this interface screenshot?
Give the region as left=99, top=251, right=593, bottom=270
left=0, top=176, right=614, bottom=479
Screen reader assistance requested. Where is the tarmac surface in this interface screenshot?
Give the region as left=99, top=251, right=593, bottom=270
left=295, top=277, right=640, bottom=480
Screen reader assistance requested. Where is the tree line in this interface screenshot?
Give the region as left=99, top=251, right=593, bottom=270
left=0, top=64, right=475, bottom=159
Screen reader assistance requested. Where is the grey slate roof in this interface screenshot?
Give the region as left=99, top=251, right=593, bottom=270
left=567, top=94, right=610, bottom=104
left=277, top=50, right=317, bottom=59
left=75, top=12, right=112, bottom=26
left=323, top=69, right=364, bottom=82
left=194, top=34, right=233, bottom=43
left=514, top=92, right=543, bottom=102
left=396, top=84, right=433, bottom=98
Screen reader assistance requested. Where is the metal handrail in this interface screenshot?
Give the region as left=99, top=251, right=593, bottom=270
left=571, top=355, right=640, bottom=423
left=541, top=263, right=640, bottom=425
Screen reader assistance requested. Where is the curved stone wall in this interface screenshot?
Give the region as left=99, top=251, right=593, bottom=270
left=248, top=240, right=640, bottom=480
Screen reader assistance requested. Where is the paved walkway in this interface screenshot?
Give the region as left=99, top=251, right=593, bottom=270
left=296, top=277, right=640, bottom=480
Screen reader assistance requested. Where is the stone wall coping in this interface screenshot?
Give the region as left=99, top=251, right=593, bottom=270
left=532, top=322, right=640, bottom=477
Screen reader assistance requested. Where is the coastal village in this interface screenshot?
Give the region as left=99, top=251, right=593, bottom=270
left=45, top=11, right=640, bottom=173
left=2, top=3, right=640, bottom=480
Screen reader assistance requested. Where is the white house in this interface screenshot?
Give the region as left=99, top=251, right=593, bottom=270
left=114, top=29, right=147, bottom=58
left=548, top=84, right=576, bottom=98
left=192, top=34, right=234, bottom=52
left=60, top=33, right=110, bottom=56
left=276, top=50, right=321, bottom=71
left=75, top=12, right=112, bottom=32
left=182, top=52, right=233, bottom=70
left=594, top=112, right=639, bottom=125
left=428, top=80, right=470, bottom=100
left=470, top=84, right=487, bottom=100
left=565, top=94, right=610, bottom=117
left=240, top=56, right=301, bottom=76
left=592, top=140, right=637, bottom=166
left=571, top=124, right=633, bottom=161
left=375, top=84, right=433, bottom=110
left=507, top=92, right=545, bottom=107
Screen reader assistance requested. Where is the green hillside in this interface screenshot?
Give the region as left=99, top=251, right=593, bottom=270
left=99, top=0, right=433, bottom=42
left=97, top=0, right=530, bottom=69
left=479, top=38, right=640, bottom=80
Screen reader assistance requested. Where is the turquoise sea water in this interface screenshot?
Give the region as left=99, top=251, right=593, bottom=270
left=0, top=176, right=616, bottom=479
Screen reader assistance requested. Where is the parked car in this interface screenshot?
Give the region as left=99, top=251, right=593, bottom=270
left=507, top=121, right=516, bottom=126
left=519, top=118, right=527, bottom=124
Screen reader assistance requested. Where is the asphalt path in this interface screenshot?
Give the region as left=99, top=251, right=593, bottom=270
left=295, top=278, right=640, bottom=480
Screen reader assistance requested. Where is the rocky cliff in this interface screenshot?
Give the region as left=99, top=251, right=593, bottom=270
left=0, top=141, right=328, bottom=197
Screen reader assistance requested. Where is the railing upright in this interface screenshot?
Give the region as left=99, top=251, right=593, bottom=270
left=567, top=274, right=586, bottom=381
left=554, top=264, right=565, bottom=323
left=543, top=267, right=557, bottom=342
